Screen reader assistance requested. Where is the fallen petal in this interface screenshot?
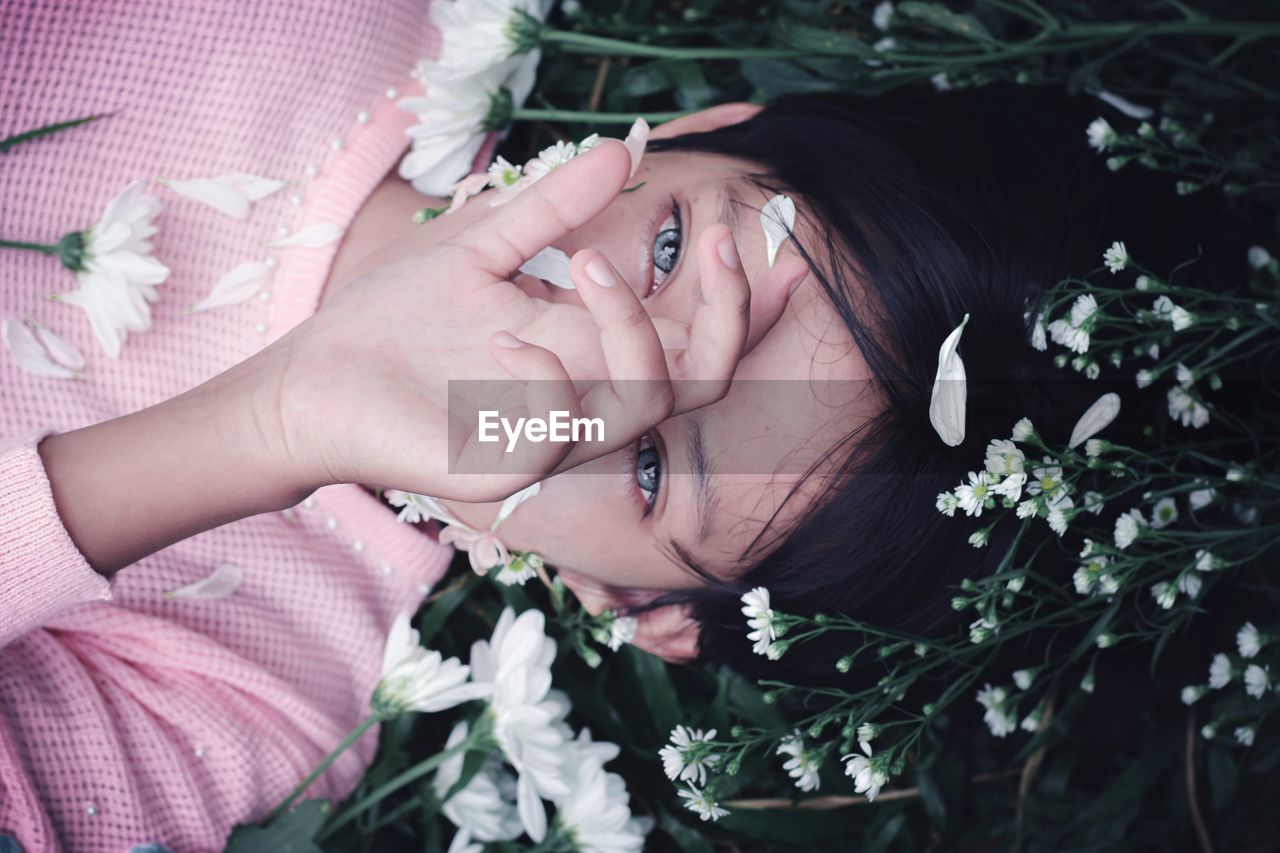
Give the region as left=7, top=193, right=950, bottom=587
left=266, top=222, right=344, bottom=249
left=221, top=173, right=290, bottom=201
left=519, top=247, right=574, bottom=289
left=163, top=562, right=243, bottom=599
left=493, top=481, right=540, bottom=528
left=187, top=261, right=270, bottom=313
left=160, top=178, right=251, bottom=219
left=760, top=194, right=796, bottom=268
left=26, top=314, right=85, bottom=370
left=2, top=317, right=80, bottom=379
left=1068, top=392, right=1122, bottom=448
left=929, top=313, right=970, bottom=446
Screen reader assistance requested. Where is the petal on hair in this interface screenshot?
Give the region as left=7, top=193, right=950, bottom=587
left=187, top=261, right=270, bottom=314
left=493, top=481, right=540, bottom=529
left=2, top=317, right=81, bottom=379
left=1068, top=392, right=1121, bottom=449
left=624, top=117, right=650, bottom=178
left=266, top=222, right=344, bottom=249
left=26, top=315, right=85, bottom=370
left=519, top=246, right=574, bottom=289
left=929, top=313, right=969, bottom=447
left=159, top=178, right=251, bottom=219
left=163, top=562, right=243, bottom=599
left=760, top=194, right=795, bottom=269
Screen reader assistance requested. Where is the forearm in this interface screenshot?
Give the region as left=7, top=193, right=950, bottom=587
left=38, top=349, right=315, bottom=577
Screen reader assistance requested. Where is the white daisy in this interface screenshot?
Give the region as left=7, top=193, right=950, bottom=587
left=1086, top=118, right=1117, bottom=152
left=1235, top=726, right=1255, bottom=747
left=1114, top=508, right=1146, bottom=550
left=1150, top=581, right=1176, bottom=610
left=1149, top=497, right=1178, bottom=529
left=740, top=586, right=779, bottom=657
left=1103, top=240, right=1128, bottom=273
left=1237, top=622, right=1261, bottom=658
left=678, top=785, right=729, bottom=822
left=1244, top=664, right=1270, bottom=698
left=1181, top=685, right=1207, bottom=705
left=955, top=470, right=994, bottom=516
left=776, top=732, right=822, bottom=792
left=1208, top=653, right=1232, bottom=689
left=1167, top=386, right=1209, bottom=428
left=659, top=725, right=719, bottom=787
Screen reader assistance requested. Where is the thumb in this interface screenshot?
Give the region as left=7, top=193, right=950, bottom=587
left=443, top=139, right=633, bottom=277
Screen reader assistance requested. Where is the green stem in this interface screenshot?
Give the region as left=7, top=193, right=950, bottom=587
left=317, top=738, right=470, bottom=840
left=0, top=113, right=110, bottom=154
left=265, top=713, right=381, bottom=825
left=0, top=239, right=58, bottom=255
left=513, top=107, right=690, bottom=124
left=540, top=29, right=803, bottom=60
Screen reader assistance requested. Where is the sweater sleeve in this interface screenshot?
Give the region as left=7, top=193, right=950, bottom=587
left=0, top=429, right=112, bottom=647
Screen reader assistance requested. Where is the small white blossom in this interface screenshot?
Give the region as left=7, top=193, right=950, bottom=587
left=1150, top=581, right=1177, bottom=610
left=659, top=725, right=719, bottom=787
left=1244, top=664, right=1270, bottom=698
left=776, top=733, right=822, bottom=792
left=678, top=786, right=729, bottom=822
left=1016, top=498, right=1040, bottom=519
left=1083, top=491, right=1106, bottom=514
left=936, top=491, right=960, bottom=517
left=954, top=470, right=994, bottom=517
left=985, top=439, right=1025, bottom=478
left=1048, top=317, right=1091, bottom=354
left=1087, top=118, right=1117, bottom=152
left=1149, top=497, right=1178, bottom=529
left=1167, top=386, right=1209, bottom=428
left=1114, top=508, right=1146, bottom=550
left=1195, top=549, right=1219, bottom=572
left=975, top=683, right=1018, bottom=737
left=1189, top=488, right=1216, bottom=510
left=1136, top=369, right=1155, bottom=389
left=740, top=587, right=779, bottom=657
left=843, top=750, right=889, bottom=801
left=1011, top=417, right=1037, bottom=443
left=1047, top=494, right=1074, bottom=536
left=1235, top=726, right=1256, bottom=747
left=968, top=528, right=991, bottom=548
left=1181, top=685, right=1207, bottom=705
left=1178, top=572, right=1202, bottom=599
left=1208, top=653, right=1232, bottom=689
left=1029, top=311, right=1048, bottom=351
left=608, top=615, right=638, bottom=651
left=1012, top=669, right=1035, bottom=690
left=1237, top=623, right=1261, bottom=658
left=1175, top=362, right=1195, bottom=387
left=1103, top=241, right=1128, bottom=273
left=1247, top=245, right=1273, bottom=269
left=872, top=0, right=894, bottom=30
left=1080, top=670, right=1096, bottom=693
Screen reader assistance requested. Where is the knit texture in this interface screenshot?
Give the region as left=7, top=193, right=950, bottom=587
left=0, top=2, right=458, bottom=849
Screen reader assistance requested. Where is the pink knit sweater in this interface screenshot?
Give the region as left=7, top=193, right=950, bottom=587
left=0, top=2, right=461, bottom=849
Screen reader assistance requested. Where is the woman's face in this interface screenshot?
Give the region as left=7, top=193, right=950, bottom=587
left=427, top=138, right=878, bottom=647
left=317, top=108, right=875, bottom=655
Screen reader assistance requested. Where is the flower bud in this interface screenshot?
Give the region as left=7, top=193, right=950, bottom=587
left=836, top=655, right=854, bottom=673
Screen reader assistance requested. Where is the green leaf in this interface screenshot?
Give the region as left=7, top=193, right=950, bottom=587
left=0, top=114, right=110, bottom=154
left=657, top=809, right=715, bottom=853
left=623, top=646, right=682, bottom=736
left=224, top=800, right=330, bottom=853
left=416, top=575, right=477, bottom=647
left=897, top=2, right=995, bottom=42
left=739, top=59, right=839, bottom=100
left=774, top=20, right=873, bottom=57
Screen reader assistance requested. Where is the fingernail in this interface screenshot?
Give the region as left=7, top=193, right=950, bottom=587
left=585, top=257, right=617, bottom=288
left=717, top=236, right=739, bottom=270
left=493, top=331, right=524, bottom=349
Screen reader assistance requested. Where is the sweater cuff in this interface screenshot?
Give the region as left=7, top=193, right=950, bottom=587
left=0, top=429, right=112, bottom=646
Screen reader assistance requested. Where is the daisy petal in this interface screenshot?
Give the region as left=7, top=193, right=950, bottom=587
left=519, top=247, right=574, bottom=289
left=929, top=313, right=970, bottom=446
left=2, top=317, right=80, bottom=379
left=266, top=223, right=344, bottom=249
left=160, top=178, right=251, bottom=219
left=1068, top=392, right=1122, bottom=449
left=26, top=315, right=85, bottom=370
left=760, top=195, right=795, bottom=269
left=493, top=481, right=541, bottom=529
left=163, top=562, right=244, bottom=599
left=187, top=261, right=271, bottom=313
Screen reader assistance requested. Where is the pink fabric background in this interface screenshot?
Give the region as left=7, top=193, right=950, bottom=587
left=0, top=1, right=462, bottom=849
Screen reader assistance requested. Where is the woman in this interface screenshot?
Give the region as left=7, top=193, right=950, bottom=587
left=1, top=0, right=1213, bottom=847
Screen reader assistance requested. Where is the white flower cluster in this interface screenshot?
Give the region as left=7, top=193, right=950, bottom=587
left=447, top=607, right=650, bottom=848
left=1192, top=630, right=1275, bottom=747
left=776, top=731, right=824, bottom=792
left=660, top=722, right=730, bottom=820
left=397, top=0, right=550, bottom=196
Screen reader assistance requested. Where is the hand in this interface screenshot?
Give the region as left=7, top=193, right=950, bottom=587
left=253, top=141, right=798, bottom=502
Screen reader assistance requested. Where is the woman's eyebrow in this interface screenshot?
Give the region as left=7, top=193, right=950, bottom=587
left=716, top=180, right=745, bottom=245
left=684, top=411, right=720, bottom=544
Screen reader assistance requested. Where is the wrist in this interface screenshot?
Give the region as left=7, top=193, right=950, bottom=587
left=39, top=349, right=321, bottom=577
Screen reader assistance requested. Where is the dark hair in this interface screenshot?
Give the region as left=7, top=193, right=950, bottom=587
left=643, top=86, right=1242, bottom=684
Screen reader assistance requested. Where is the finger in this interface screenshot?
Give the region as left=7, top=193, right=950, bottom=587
left=454, top=331, right=581, bottom=492
left=570, top=248, right=674, bottom=429
left=667, top=224, right=752, bottom=411
left=444, top=140, right=633, bottom=277
left=743, top=253, right=809, bottom=357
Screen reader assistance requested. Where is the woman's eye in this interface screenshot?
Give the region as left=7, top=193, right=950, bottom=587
left=635, top=433, right=662, bottom=513
left=649, top=203, right=682, bottom=296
